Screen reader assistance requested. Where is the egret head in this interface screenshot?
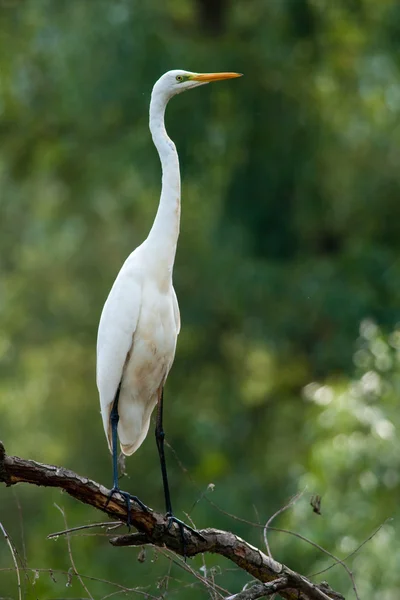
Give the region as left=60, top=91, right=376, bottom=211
left=152, top=69, right=242, bottom=101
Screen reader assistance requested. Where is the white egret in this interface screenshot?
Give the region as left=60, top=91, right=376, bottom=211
left=96, top=69, right=242, bottom=537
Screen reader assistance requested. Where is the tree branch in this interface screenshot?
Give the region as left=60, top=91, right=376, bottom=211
left=0, top=441, right=344, bottom=600
left=224, top=577, right=291, bottom=599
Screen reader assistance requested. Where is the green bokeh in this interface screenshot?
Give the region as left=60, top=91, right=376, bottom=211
left=1, top=1, right=400, bottom=598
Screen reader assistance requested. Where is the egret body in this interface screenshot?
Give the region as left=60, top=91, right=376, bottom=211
left=96, top=69, right=242, bottom=531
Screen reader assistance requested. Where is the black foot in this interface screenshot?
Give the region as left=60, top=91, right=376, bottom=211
left=166, top=514, right=206, bottom=559
left=105, top=487, right=149, bottom=528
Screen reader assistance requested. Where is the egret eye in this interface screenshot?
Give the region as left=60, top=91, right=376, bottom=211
left=176, top=75, right=184, bottom=83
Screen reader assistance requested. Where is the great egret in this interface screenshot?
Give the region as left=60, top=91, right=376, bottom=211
left=96, top=69, right=242, bottom=536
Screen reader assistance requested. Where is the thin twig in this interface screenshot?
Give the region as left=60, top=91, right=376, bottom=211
left=252, top=504, right=264, bottom=549
left=194, top=490, right=359, bottom=599
left=254, top=501, right=276, bottom=598
left=48, top=521, right=123, bottom=539
left=185, top=512, right=210, bottom=596
left=271, top=527, right=359, bottom=600
left=263, top=490, right=306, bottom=560
left=100, top=584, right=153, bottom=600
left=157, top=547, right=229, bottom=599
left=0, top=566, right=159, bottom=598
left=0, top=522, right=22, bottom=600
left=199, top=489, right=363, bottom=599
left=54, top=504, right=94, bottom=600
left=5, top=491, right=34, bottom=591
left=153, top=544, right=175, bottom=599
left=198, top=489, right=359, bottom=597
left=12, top=490, right=27, bottom=564
left=309, top=519, right=392, bottom=578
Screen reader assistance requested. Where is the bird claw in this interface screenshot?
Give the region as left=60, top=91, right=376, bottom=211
left=167, top=515, right=206, bottom=539
left=105, top=487, right=149, bottom=528
left=166, top=514, right=206, bottom=559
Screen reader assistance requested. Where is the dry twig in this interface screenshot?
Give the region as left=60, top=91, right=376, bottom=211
left=0, top=522, right=22, bottom=600
left=263, top=489, right=305, bottom=559
left=54, top=503, right=94, bottom=599
left=47, top=521, right=123, bottom=539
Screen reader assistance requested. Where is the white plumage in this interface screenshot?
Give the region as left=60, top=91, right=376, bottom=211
left=96, top=69, right=241, bottom=465
left=97, top=247, right=180, bottom=455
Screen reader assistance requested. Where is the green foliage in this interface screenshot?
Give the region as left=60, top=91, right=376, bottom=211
left=1, top=0, right=400, bottom=597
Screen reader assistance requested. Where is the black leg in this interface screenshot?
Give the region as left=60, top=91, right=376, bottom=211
left=155, top=388, right=205, bottom=555
left=110, top=387, right=121, bottom=491
left=105, top=383, right=148, bottom=525
left=155, top=388, right=173, bottom=515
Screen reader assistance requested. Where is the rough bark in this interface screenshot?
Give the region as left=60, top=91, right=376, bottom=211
left=0, top=441, right=344, bottom=600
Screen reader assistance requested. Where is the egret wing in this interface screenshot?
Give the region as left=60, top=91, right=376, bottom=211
left=96, top=260, right=142, bottom=450
left=172, top=285, right=181, bottom=334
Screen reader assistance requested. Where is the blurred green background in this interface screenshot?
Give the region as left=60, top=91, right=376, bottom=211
left=1, top=0, right=400, bottom=598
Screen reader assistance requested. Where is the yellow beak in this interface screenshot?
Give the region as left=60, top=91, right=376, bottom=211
left=190, top=72, right=243, bottom=82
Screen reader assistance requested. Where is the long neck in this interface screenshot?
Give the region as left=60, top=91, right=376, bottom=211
left=146, top=90, right=181, bottom=273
